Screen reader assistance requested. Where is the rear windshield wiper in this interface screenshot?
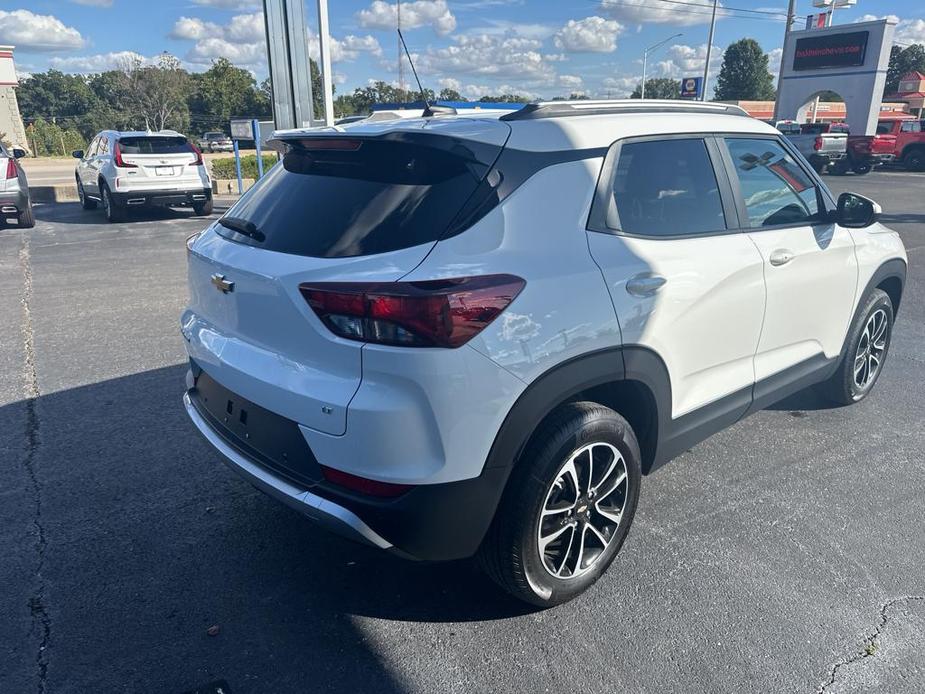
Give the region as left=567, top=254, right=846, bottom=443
left=218, top=216, right=265, bottom=242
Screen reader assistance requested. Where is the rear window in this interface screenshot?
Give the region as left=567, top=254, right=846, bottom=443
left=217, top=135, right=500, bottom=258
left=118, top=136, right=194, bottom=154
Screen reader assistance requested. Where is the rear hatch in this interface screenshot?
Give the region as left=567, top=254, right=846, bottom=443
left=116, top=135, right=201, bottom=185
left=183, top=118, right=510, bottom=435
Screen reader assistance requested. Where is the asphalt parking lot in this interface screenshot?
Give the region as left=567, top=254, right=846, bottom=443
left=2, top=171, right=923, bottom=694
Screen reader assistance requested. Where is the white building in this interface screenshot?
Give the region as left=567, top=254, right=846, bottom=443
left=0, top=45, right=29, bottom=153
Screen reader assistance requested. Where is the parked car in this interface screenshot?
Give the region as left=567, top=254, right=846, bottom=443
left=843, top=119, right=916, bottom=175
left=73, top=130, right=212, bottom=222
left=861, top=118, right=925, bottom=171
left=0, top=143, right=33, bottom=228
left=198, top=131, right=233, bottom=153
left=782, top=122, right=848, bottom=173
left=181, top=100, right=906, bottom=606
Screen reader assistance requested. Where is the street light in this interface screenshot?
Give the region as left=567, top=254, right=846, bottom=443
left=642, top=33, right=683, bottom=99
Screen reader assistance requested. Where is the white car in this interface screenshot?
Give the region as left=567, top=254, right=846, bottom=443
left=181, top=100, right=907, bottom=606
left=198, top=131, right=233, bottom=153
left=74, top=130, right=212, bottom=222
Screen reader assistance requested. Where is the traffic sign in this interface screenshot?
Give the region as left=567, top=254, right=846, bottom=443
left=680, top=76, right=703, bottom=99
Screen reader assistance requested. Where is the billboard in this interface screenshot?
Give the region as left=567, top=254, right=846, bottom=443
left=793, top=30, right=868, bottom=71
left=680, top=76, right=703, bottom=99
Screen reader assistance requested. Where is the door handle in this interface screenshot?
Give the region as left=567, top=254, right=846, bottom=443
left=769, top=249, right=794, bottom=267
left=626, top=274, right=667, bottom=297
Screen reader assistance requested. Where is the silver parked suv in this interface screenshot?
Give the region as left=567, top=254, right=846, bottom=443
left=0, top=143, right=34, bottom=228
left=74, top=130, right=212, bottom=222
left=182, top=100, right=906, bottom=606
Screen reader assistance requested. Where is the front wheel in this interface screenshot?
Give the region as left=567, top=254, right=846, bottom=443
left=77, top=180, right=97, bottom=210
left=818, top=289, right=893, bottom=405
left=480, top=402, right=641, bottom=607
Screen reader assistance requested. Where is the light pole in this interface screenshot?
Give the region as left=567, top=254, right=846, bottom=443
left=642, top=32, right=683, bottom=99
left=701, top=0, right=718, bottom=100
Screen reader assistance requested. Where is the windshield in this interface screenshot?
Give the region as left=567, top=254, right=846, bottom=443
left=217, top=134, right=502, bottom=258
left=118, top=136, right=195, bottom=154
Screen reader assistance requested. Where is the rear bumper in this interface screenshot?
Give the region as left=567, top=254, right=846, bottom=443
left=183, top=367, right=512, bottom=561
left=0, top=189, right=29, bottom=214
left=112, top=188, right=211, bottom=207
left=851, top=152, right=895, bottom=164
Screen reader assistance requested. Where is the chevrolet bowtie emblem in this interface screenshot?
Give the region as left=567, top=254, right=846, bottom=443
left=211, top=273, right=234, bottom=293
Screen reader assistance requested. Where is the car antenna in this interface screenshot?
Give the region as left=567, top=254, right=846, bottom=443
left=397, top=28, right=454, bottom=117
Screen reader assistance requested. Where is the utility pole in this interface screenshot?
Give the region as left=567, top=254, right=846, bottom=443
left=772, top=0, right=796, bottom=123
left=397, top=0, right=405, bottom=98
left=702, top=0, right=718, bottom=100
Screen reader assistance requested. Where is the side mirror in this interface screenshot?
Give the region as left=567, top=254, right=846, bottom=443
left=12, top=148, right=26, bottom=159
left=72, top=150, right=84, bottom=159
left=836, top=192, right=881, bottom=228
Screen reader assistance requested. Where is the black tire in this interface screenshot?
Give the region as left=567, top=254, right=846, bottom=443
left=817, top=289, right=893, bottom=406
left=830, top=160, right=850, bottom=176
left=193, top=198, right=214, bottom=216
left=809, top=156, right=827, bottom=174
left=101, top=183, right=124, bottom=223
left=18, top=202, right=36, bottom=229
left=903, top=148, right=925, bottom=172
left=852, top=162, right=872, bottom=175
left=77, top=179, right=97, bottom=210
left=479, top=401, right=642, bottom=607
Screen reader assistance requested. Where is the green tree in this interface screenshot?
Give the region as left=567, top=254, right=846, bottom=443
left=630, top=78, right=681, bottom=99
left=122, top=53, right=192, bottom=132
left=24, top=119, right=85, bottom=157
left=714, top=38, right=776, bottom=101
left=438, top=87, right=465, bottom=101
left=884, top=44, right=925, bottom=97
left=17, top=70, right=96, bottom=132
left=478, top=93, right=530, bottom=103
left=188, top=57, right=270, bottom=134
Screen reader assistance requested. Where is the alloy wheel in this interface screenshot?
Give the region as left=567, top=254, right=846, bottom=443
left=537, top=442, right=628, bottom=579
left=853, top=308, right=888, bottom=390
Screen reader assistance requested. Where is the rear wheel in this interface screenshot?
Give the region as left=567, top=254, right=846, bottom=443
left=480, top=402, right=641, bottom=607
left=904, top=148, right=925, bottom=172
left=101, top=184, right=124, bottom=223
left=852, top=162, right=872, bottom=175
left=193, top=198, right=213, bottom=216
left=818, top=289, right=893, bottom=405
left=18, top=201, right=35, bottom=229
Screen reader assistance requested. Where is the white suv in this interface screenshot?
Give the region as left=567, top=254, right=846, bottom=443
left=74, top=130, right=212, bottom=222
left=181, top=101, right=906, bottom=606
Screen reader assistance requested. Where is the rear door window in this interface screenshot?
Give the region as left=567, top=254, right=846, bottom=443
left=217, top=135, right=502, bottom=258
left=723, top=137, right=820, bottom=228
left=118, top=136, right=195, bottom=154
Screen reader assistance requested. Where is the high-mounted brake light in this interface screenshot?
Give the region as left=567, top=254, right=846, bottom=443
left=113, top=142, right=137, bottom=168
left=320, top=465, right=413, bottom=498
left=299, top=274, right=526, bottom=348
left=297, top=138, right=362, bottom=151
left=5, top=157, right=16, bottom=179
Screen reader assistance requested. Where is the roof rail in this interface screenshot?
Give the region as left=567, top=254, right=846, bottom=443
left=500, top=99, right=750, bottom=121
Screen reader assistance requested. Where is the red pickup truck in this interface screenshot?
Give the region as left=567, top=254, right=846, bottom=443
left=845, top=118, right=925, bottom=173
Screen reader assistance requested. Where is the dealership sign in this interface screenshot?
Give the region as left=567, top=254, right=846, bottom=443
left=679, top=76, right=703, bottom=99
left=793, top=30, right=868, bottom=71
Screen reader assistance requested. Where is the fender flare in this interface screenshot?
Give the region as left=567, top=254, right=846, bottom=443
left=839, top=258, right=906, bottom=359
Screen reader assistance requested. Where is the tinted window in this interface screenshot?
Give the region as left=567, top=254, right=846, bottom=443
left=118, top=136, right=194, bottom=154
left=900, top=121, right=922, bottom=133
left=605, top=138, right=726, bottom=236
left=876, top=123, right=892, bottom=135
left=724, top=138, right=820, bottom=228
left=219, top=135, right=500, bottom=258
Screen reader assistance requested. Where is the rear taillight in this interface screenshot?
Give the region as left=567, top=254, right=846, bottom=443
left=320, top=465, right=412, bottom=498
left=113, top=142, right=137, bottom=168
left=813, top=136, right=823, bottom=151
left=5, top=158, right=16, bottom=179
left=299, top=274, right=526, bottom=348
left=190, top=144, right=204, bottom=165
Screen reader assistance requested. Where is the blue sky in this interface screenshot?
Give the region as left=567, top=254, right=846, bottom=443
left=5, top=1, right=925, bottom=99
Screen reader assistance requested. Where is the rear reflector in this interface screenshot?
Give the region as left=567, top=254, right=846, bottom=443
left=299, top=274, right=526, bottom=348
left=320, top=465, right=413, bottom=498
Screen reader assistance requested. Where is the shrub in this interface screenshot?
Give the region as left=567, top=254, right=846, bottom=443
left=211, top=154, right=277, bottom=179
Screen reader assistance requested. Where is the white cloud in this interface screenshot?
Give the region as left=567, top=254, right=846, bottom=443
left=0, top=9, right=85, bottom=52
left=554, top=16, right=623, bottom=53
left=601, top=75, right=639, bottom=98
left=419, top=34, right=556, bottom=84
left=854, top=14, right=923, bottom=45
left=464, top=20, right=555, bottom=40
left=191, top=0, right=260, bottom=9
left=653, top=43, right=721, bottom=78
left=170, top=17, right=224, bottom=40
left=600, top=0, right=722, bottom=27
left=558, top=74, right=584, bottom=89
left=308, top=29, right=383, bottom=62
left=357, top=0, right=456, bottom=36
left=48, top=51, right=153, bottom=72
left=226, top=12, right=264, bottom=42
left=767, top=47, right=783, bottom=80
left=186, top=37, right=266, bottom=66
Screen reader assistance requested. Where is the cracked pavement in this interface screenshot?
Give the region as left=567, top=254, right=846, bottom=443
left=1, top=172, right=923, bottom=693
